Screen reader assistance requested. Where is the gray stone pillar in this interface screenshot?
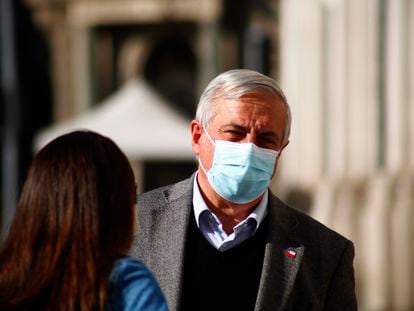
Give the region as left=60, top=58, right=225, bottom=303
left=279, top=0, right=324, bottom=188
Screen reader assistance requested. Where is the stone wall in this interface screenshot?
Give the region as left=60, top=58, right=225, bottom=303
left=277, top=0, right=414, bottom=309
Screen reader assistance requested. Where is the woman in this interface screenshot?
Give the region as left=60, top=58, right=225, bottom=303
left=0, top=131, right=167, bottom=311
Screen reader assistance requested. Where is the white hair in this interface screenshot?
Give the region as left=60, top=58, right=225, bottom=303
left=195, top=69, right=292, bottom=144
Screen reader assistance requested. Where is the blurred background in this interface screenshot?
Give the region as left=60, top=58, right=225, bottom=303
left=1, top=0, right=413, bottom=310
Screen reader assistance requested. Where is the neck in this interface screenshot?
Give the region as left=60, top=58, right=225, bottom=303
left=196, top=171, right=261, bottom=234
left=208, top=204, right=257, bottom=234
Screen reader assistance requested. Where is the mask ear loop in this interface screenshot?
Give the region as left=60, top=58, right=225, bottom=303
left=202, top=125, right=215, bottom=145
left=198, top=157, right=208, bottom=174
left=198, top=124, right=215, bottom=174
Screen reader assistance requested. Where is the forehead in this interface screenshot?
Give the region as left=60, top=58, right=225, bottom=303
left=212, top=89, right=287, bottom=129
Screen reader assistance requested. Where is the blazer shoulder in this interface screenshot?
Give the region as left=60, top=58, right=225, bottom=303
left=137, top=176, right=194, bottom=210
left=270, top=194, right=353, bottom=250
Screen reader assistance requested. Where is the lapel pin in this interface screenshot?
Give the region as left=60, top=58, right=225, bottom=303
left=284, top=248, right=297, bottom=259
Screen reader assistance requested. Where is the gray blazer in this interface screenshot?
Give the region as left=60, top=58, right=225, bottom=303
left=131, top=176, right=357, bottom=310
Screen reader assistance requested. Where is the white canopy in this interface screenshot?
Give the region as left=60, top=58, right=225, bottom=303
left=34, top=78, right=195, bottom=160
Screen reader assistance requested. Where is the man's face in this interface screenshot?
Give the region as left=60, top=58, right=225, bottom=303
left=191, top=88, right=289, bottom=179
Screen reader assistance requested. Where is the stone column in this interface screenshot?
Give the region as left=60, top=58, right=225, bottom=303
left=26, top=2, right=80, bottom=121
left=345, top=0, right=376, bottom=179
left=68, top=26, right=92, bottom=114
left=386, top=1, right=413, bottom=309
left=323, top=0, right=347, bottom=179
left=359, top=174, right=392, bottom=310
left=409, top=0, right=414, bottom=170
left=385, top=0, right=406, bottom=172
left=390, top=173, right=413, bottom=310
left=196, top=22, right=219, bottom=96
left=49, top=21, right=73, bottom=121
left=279, top=0, right=324, bottom=188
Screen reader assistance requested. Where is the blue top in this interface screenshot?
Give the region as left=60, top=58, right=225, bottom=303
left=107, top=257, right=168, bottom=311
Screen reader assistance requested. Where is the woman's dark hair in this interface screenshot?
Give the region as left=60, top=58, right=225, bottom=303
left=0, top=131, right=136, bottom=310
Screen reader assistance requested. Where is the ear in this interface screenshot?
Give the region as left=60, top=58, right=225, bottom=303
left=279, top=140, right=289, bottom=155
left=191, top=120, right=203, bottom=155
left=272, top=140, right=289, bottom=176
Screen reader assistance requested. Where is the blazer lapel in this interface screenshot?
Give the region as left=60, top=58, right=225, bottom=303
left=255, top=193, right=304, bottom=311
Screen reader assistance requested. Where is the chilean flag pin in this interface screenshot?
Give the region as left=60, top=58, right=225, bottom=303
left=284, top=248, right=297, bottom=259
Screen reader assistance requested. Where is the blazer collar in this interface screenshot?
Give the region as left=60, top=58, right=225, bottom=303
left=149, top=176, right=194, bottom=311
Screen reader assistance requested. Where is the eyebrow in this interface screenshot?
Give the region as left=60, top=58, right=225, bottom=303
left=220, top=123, right=246, bottom=131
left=220, top=123, right=280, bottom=140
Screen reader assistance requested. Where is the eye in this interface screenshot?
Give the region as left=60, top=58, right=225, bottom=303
left=257, top=135, right=279, bottom=148
left=224, top=130, right=245, bottom=141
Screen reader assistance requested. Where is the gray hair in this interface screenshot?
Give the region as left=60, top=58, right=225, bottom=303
left=195, top=69, right=292, bottom=144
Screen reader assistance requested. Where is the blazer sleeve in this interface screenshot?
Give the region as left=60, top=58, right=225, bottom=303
left=324, top=241, right=357, bottom=310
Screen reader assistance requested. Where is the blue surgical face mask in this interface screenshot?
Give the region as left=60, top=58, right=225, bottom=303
left=199, top=126, right=278, bottom=204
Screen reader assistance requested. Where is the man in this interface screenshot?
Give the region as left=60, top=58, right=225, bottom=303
left=131, top=69, right=357, bottom=310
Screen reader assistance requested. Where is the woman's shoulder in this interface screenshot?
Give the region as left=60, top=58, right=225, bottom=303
left=107, top=256, right=168, bottom=311
left=109, top=257, right=150, bottom=279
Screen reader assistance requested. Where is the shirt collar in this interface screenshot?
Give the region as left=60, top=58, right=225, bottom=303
left=192, top=172, right=268, bottom=232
